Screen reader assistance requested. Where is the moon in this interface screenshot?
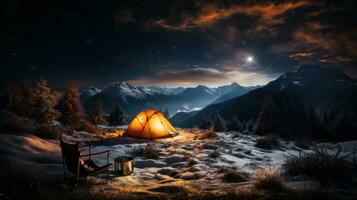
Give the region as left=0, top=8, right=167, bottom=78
left=246, top=56, right=253, bottom=63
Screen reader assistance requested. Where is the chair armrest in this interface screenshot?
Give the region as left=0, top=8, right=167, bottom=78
left=80, top=150, right=111, bottom=157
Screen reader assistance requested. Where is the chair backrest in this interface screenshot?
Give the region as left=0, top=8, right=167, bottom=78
left=60, top=136, right=80, bottom=174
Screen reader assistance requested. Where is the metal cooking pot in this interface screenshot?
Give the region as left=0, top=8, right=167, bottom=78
left=114, top=156, right=134, bottom=176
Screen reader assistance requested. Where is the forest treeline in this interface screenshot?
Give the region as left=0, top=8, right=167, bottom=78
left=0, top=79, right=126, bottom=138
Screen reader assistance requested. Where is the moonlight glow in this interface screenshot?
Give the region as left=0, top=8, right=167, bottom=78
left=246, top=56, right=254, bottom=63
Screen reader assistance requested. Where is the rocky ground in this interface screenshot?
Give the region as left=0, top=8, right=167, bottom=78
left=1, top=127, right=356, bottom=197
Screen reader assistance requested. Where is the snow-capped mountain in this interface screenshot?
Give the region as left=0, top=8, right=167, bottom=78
left=102, top=82, right=155, bottom=101
left=80, top=86, right=101, bottom=100
left=148, top=86, right=186, bottom=95
left=212, top=83, right=260, bottom=104
left=175, top=65, right=357, bottom=140
left=82, top=81, right=257, bottom=117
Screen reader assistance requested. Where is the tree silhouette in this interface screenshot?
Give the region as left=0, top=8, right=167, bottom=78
left=228, top=116, right=243, bottom=131
left=92, top=101, right=108, bottom=125
left=58, top=85, right=86, bottom=126
left=213, top=112, right=227, bottom=131
left=32, top=79, right=60, bottom=124
left=109, top=104, right=125, bottom=125
left=256, top=97, right=278, bottom=135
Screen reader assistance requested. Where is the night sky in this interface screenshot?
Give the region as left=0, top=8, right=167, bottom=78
left=1, top=0, right=357, bottom=88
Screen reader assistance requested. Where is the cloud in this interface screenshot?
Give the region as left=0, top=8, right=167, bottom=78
left=290, top=23, right=357, bottom=66
left=153, top=1, right=311, bottom=31
left=129, top=66, right=278, bottom=87
left=117, top=0, right=357, bottom=81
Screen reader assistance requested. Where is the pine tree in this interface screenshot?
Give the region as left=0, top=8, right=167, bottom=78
left=58, top=85, right=86, bottom=126
left=199, top=116, right=213, bottom=129
left=213, top=112, right=227, bottom=132
left=92, top=101, right=108, bottom=125
left=18, top=81, right=35, bottom=117
left=256, top=97, right=278, bottom=135
left=109, top=104, right=125, bottom=125
left=32, top=79, right=60, bottom=124
left=228, top=116, right=242, bottom=131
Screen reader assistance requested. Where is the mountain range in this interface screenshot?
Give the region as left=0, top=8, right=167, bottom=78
left=173, top=65, right=357, bottom=140
left=81, top=81, right=257, bottom=117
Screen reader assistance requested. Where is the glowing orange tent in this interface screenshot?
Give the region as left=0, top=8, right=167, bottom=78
left=124, top=109, right=178, bottom=139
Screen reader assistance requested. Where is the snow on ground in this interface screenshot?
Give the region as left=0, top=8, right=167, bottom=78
left=70, top=129, right=357, bottom=192
left=0, top=130, right=356, bottom=194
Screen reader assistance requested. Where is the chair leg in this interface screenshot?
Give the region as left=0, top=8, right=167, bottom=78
left=76, top=160, right=80, bottom=185
left=106, top=152, right=110, bottom=183
left=62, top=158, right=66, bottom=180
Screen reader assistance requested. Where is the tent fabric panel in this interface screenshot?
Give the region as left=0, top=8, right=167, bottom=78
left=149, top=114, right=170, bottom=138
left=126, top=117, right=144, bottom=137
left=144, top=110, right=156, bottom=119
left=141, top=121, right=152, bottom=139
left=135, top=112, right=148, bottom=127
left=158, top=113, right=177, bottom=133
left=157, top=113, right=174, bottom=134
left=125, top=109, right=177, bottom=139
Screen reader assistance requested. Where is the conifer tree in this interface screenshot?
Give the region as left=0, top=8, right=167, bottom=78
left=109, top=104, right=125, bottom=125
left=213, top=112, right=227, bottom=131
left=58, top=85, right=86, bottom=126
left=32, top=79, right=60, bottom=124
left=228, top=116, right=243, bottom=131
left=92, top=101, right=108, bottom=125
left=256, top=97, right=278, bottom=135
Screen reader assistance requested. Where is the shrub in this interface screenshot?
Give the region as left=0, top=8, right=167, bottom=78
left=195, top=127, right=215, bottom=140
left=255, top=133, right=279, bottom=150
left=0, top=111, right=37, bottom=133
left=221, top=169, right=247, bottom=183
left=74, top=120, right=100, bottom=134
left=132, top=144, right=160, bottom=159
left=254, top=166, right=286, bottom=192
left=213, top=112, right=227, bottom=131
left=37, top=124, right=60, bottom=139
left=36, top=124, right=73, bottom=139
left=283, top=148, right=357, bottom=182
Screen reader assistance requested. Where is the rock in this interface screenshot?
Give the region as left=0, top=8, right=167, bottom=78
left=158, top=168, right=179, bottom=177
left=180, top=171, right=205, bottom=180
left=170, top=162, right=187, bottom=168
left=135, top=159, right=166, bottom=168
left=180, top=172, right=196, bottom=180
left=163, top=155, right=187, bottom=164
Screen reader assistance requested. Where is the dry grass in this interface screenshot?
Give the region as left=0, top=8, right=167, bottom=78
left=0, top=164, right=355, bottom=200
left=221, top=169, right=248, bottom=183
left=74, top=120, right=101, bottom=134
left=255, top=133, right=279, bottom=150
left=169, top=182, right=351, bottom=200
left=194, top=127, right=216, bottom=140
left=253, top=166, right=287, bottom=192
left=132, top=144, right=160, bottom=159
left=283, top=147, right=357, bottom=183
